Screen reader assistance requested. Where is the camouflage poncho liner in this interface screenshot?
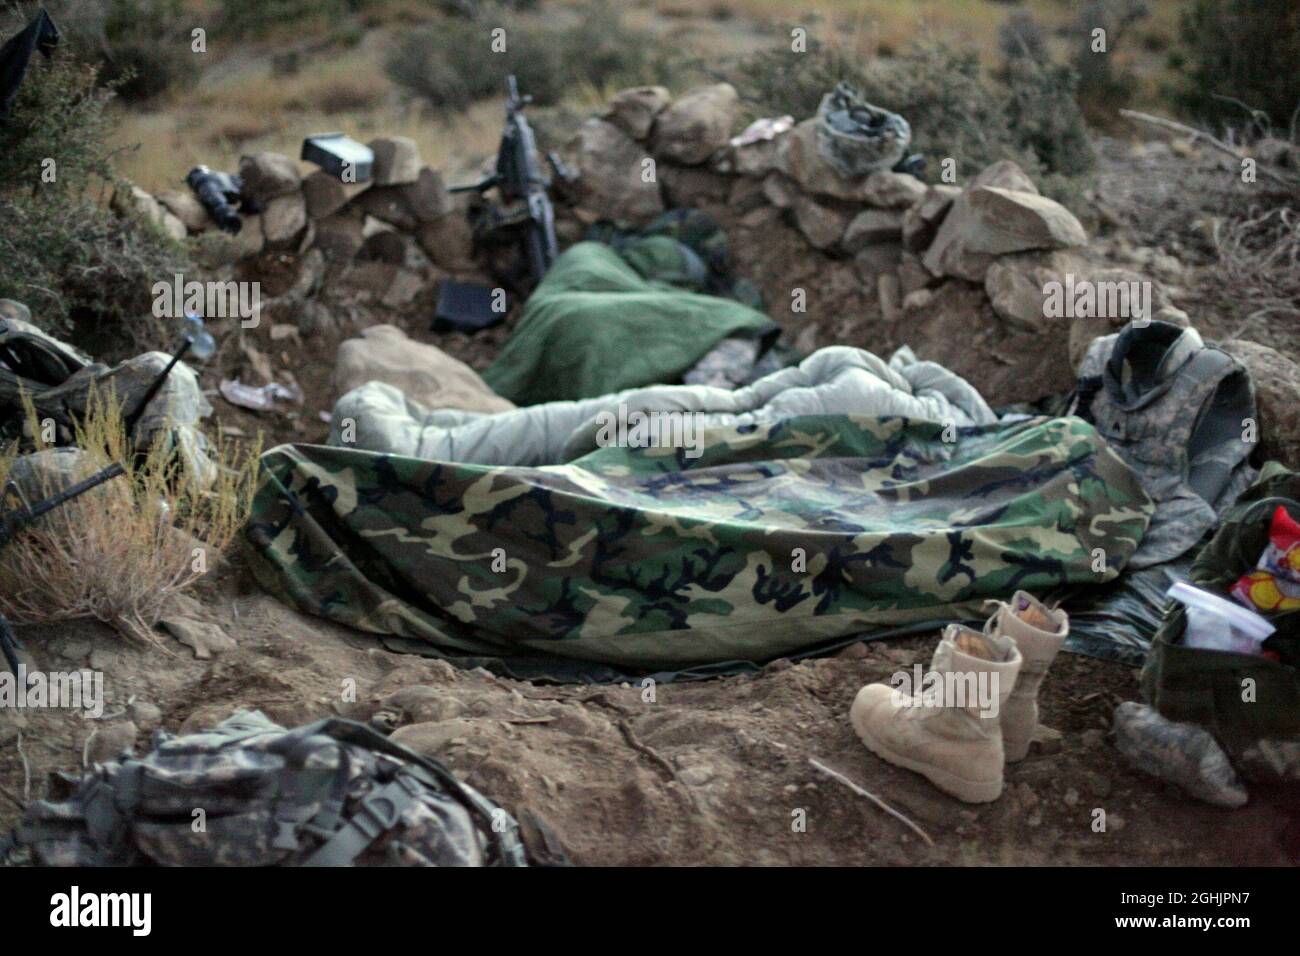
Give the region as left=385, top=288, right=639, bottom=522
left=246, top=414, right=1153, bottom=671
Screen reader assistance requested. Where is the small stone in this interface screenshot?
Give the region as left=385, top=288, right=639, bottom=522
left=562, top=118, right=664, bottom=224
left=854, top=242, right=903, bottom=281
left=679, top=765, right=715, bottom=787
left=762, top=172, right=796, bottom=209
left=1080, top=728, right=1106, bottom=750
left=902, top=288, right=934, bottom=312
left=57, top=635, right=94, bottom=662
left=1029, top=723, right=1063, bottom=756
left=922, top=177, right=1087, bottom=282
left=85, top=721, right=138, bottom=766
left=878, top=272, right=902, bottom=323
left=128, top=700, right=163, bottom=732
left=792, top=194, right=849, bottom=250
left=1084, top=772, right=1113, bottom=799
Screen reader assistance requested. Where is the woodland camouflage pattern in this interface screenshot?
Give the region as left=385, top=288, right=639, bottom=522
left=245, top=414, right=1153, bottom=670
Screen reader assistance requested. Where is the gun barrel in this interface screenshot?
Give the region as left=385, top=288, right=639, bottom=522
left=22, top=462, right=127, bottom=522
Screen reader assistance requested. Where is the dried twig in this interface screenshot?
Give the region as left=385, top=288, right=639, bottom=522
left=16, top=731, right=31, bottom=805
left=1119, top=109, right=1299, bottom=189
left=618, top=719, right=678, bottom=781
left=809, top=757, right=935, bottom=847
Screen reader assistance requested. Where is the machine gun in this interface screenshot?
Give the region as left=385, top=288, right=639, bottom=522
left=450, top=75, right=568, bottom=291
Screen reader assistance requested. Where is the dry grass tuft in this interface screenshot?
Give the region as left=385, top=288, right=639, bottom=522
left=1212, top=203, right=1300, bottom=335
left=0, top=387, right=260, bottom=644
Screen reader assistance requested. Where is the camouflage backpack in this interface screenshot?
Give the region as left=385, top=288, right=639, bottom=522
left=2, top=710, right=546, bottom=867
left=1140, top=464, right=1300, bottom=780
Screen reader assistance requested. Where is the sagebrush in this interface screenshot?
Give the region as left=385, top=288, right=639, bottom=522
left=728, top=36, right=1095, bottom=200
left=0, top=388, right=260, bottom=643
left=385, top=1, right=683, bottom=112
left=0, top=49, right=187, bottom=347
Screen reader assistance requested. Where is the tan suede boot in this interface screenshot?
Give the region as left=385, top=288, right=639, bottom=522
left=850, top=624, right=1022, bottom=803
left=986, top=591, right=1068, bottom=763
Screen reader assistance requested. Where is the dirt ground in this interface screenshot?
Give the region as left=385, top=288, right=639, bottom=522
left=2, top=554, right=1295, bottom=866
left=3, top=140, right=1298, bottom=867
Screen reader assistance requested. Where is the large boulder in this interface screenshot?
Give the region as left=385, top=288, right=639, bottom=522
left=111, top=183, right=186, bottom=240
left=971, top=159, right=1040, bottom=194
left=1220, top=340, right=1300, bottom=470
left=398, top=166, right=451, bottom=223
left=416, top=212, right=478, bottom=272
left=353, top=187, right=419, bottom=232
left=603, top=85, right=670, bottom=141
left=651, top=83, right=739, bottom=166
left=156, top=189, right=211, bottom=233
left=335, top=324, right=515, bottom=414
left=302, top=170, right=371, bottom=219
left=791, top=194, right=850, bottom=250
left=565, top=118, right=664, bottom=223
left=261, top=192, right=308, bottom=249
left=842, top=209, right=904, bottom=252
left=238, top=152, right=301, bottom=203
left=984, top=250, right=1086, bottom=334
left=922, top=185, right=1088, bottom=281
left=860, top=170, right=927, bottom=209
left=367, top=136, right=422, bottom=186
left=313, top=212, right=365, bottom=261
left=730, top=136, right=783, bottom=176
left=660, top=164, right=730, bottom=208
left=901, top=184, right=960, bottom=252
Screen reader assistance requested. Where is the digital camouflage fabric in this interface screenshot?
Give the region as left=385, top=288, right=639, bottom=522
left=2, top=710, right=531, bottom=867
left=245, top=414, right=1152, bottom=671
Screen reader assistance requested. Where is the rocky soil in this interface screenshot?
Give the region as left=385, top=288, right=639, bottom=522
left=1, top=560, right=1294, bottom=865
left=3, top=83, right=1299, bottom=866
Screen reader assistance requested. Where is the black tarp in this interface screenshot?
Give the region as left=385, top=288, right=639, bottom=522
left=0, top=9, right=59, bottom=120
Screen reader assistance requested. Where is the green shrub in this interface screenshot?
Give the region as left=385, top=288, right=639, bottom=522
left=385, top=2, right=680, bottom=112
left=1171, top=0, right=1300, bottom=135
left=1068, top=0, right=1148, bottom=126
left=729, top=37, right=1095, bottom=195
left=0, top=53, right=188, bottom=347
left=219, top=0, right=350, bottom=36
left=21, top=0, right=198, bottom=103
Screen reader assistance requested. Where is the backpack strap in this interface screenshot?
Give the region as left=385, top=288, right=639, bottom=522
left=299, top=774, right=426, bottom=867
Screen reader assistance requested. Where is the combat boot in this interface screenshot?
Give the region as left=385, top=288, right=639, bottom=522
left=986, top=591, right=1067, bottom=763
left=850, top=624, right=1022, bottom=803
